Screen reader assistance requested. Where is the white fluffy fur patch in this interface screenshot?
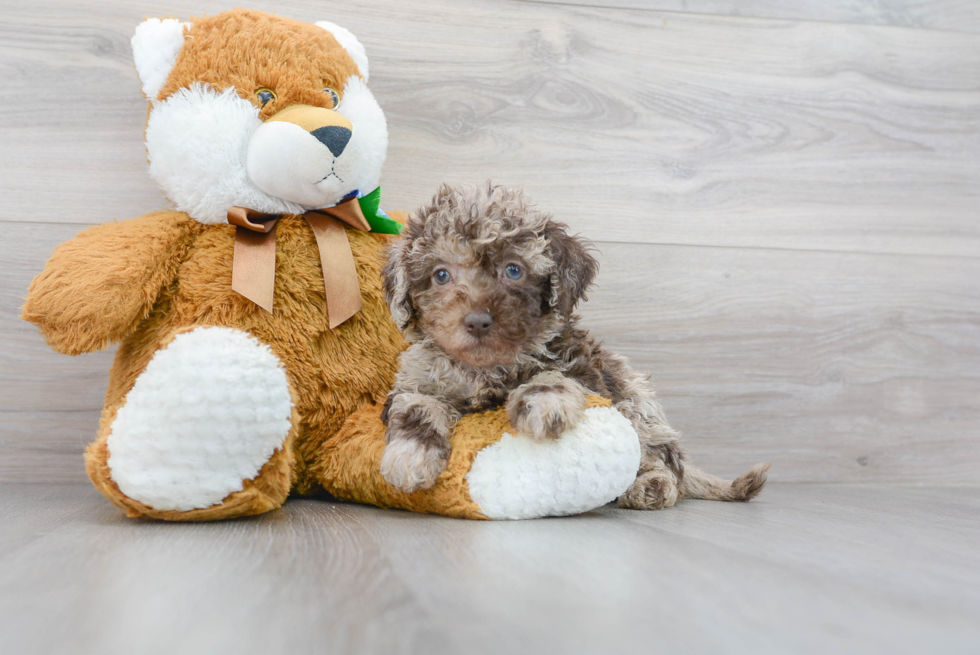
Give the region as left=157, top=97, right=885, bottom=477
left=132, top=18, right=190, bottom=99
left=107, top=327, right=293, bottom=512
left=146, top=85, right=306, bottom=224
left=466, top=407, right=641, bottom=520
left=316, top=21, right=370, bottom=81
left=145, top=78, right=387, bottom=223
left=329, top=75, right=388, bottom=202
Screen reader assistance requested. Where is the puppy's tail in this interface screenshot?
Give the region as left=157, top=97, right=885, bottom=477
left=679, top=462, right=771, bottom=501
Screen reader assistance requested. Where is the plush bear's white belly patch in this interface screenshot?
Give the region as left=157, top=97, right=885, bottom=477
left=107, top=326, right=293, bottom=511
left=466, top=407, right=640, bottom=520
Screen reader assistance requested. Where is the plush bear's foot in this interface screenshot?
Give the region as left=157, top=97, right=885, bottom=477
left=87, top=326, right=297, bottom=520
left=467, top=405, right=641, bottom=519
left=317, top=398, right=642, bottom=520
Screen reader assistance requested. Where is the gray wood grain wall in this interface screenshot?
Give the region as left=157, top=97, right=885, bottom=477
left=1, top=0, right=977, bottom=484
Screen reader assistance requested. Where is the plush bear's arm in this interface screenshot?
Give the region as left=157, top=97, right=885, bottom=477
left=22, top=211, right=203, bottom=355
left=315, top=395, right=640, bottom=520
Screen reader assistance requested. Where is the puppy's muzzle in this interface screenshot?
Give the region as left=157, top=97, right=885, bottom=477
left=464, top=311, right=493, bottom=338
left=246, top=104, right=356, bottom=207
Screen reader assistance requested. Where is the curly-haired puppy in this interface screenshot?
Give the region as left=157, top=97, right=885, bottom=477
left=379, top=182, right=770, bottom=508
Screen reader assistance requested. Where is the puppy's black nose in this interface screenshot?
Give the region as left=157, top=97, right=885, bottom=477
left=310, top=125, right=352, bottom=157
left=464, top=311, right=493, bottom=337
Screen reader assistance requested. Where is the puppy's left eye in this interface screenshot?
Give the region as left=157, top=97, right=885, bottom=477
left=433, top=268, right=452, bottom=285
left=323, top=87, right=340, bottom=109
left=504, top=264, right=523, bottom=280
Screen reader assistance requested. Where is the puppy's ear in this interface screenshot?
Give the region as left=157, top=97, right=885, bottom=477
left=545, top=220, right=599, bottom=318
left=382, top=233, right=416, bottom=332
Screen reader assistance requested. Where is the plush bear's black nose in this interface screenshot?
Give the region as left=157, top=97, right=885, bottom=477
left=311, top=125, right=352, bottom=157
left=464, top=311, right=493, bottom=338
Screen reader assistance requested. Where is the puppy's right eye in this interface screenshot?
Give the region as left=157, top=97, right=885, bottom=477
left=433, top=268, right=452, bottom=285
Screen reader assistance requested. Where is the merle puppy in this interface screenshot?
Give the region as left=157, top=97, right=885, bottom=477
left=379, top=182, right=770, bottom=509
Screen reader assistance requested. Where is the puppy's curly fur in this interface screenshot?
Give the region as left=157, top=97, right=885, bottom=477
left=379, top=182, right=770, bottom=507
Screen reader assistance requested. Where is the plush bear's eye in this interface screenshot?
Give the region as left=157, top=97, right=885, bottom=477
left=323, top=87, right=340, bottom=109
left=255, top=88, right=276, bottom=107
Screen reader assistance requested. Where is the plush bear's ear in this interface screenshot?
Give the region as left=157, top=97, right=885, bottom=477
left=132, top=18, right=190, bottom=100
left=545, top=220, right=599, bottom=318
left=316, top=21, right=370, bottom=81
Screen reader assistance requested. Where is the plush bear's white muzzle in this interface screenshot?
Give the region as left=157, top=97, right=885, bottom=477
left=246, top=105, right=357, bottom=207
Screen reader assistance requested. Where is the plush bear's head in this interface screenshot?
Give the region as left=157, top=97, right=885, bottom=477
left=132, top=9, right=386, bottom=224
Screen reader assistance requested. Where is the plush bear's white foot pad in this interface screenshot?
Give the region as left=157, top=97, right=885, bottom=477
left=107, top=327, right=293, bottom=511
left=465, top=406, right=640, bottom=520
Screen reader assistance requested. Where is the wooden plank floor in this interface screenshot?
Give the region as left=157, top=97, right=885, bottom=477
left=1, top=483, right=978, bottom=655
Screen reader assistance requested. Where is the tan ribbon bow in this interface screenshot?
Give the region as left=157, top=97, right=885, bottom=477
left=228, top=197, right=371, bottom=329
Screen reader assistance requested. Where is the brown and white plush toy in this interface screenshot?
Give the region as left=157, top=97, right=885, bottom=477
left=22, top=9, right=641, bottom=521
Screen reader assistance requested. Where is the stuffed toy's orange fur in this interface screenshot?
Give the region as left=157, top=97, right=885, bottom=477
left=27, top=212, right=409, bottom=520
left=22, top=10, right=641, bottom=521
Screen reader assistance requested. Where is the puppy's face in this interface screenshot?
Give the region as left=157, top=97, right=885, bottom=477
left=412, top=240, right=547, bottom=367
left=385, top=183, right=598, bottom=368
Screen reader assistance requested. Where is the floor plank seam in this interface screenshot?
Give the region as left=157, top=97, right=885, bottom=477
left=4, top=218, right=980, bottom=262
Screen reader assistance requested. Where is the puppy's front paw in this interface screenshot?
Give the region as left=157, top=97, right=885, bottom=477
left=380, top=436, right=449, bottom=492
left=507, top=379, right=587, bottom=441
